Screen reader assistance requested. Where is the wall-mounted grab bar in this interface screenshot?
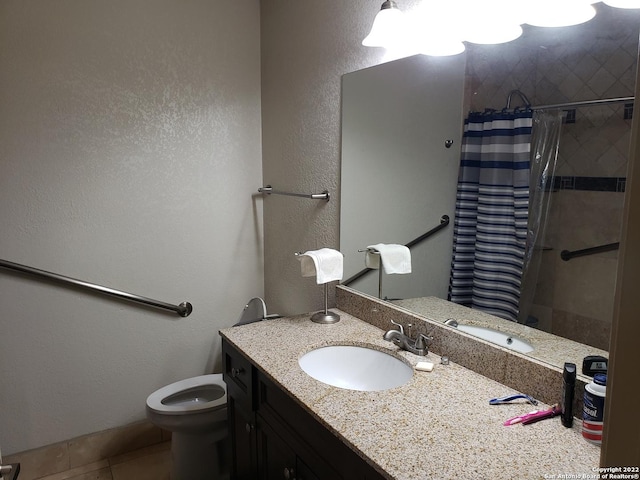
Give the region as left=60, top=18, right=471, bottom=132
left=405, top=215, right=450, bottom=249
left=258, top=185, right=330, bottom=201
left=560, top=242, right=620, bottom=262
left=0, top=258, right=193, bottom=317
left=342, top=215, right=450, bottom=286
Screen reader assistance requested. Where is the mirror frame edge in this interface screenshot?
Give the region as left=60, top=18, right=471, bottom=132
left=601, top=48, right=640, bottom=466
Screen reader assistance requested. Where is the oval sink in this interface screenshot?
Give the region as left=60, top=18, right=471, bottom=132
left=298, top=345, right=413, bottom=391
left=457, top=325, right=534, bottom=353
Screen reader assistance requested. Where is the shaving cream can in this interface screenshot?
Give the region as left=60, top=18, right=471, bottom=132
left=582, top=373, right=607, bottom=444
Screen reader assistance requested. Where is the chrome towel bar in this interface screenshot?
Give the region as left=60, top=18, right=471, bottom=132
left=0, top=258, right=193, bottom=317
left=258, top=185, right=330, bottom=201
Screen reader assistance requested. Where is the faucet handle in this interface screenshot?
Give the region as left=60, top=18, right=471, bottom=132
left=415, top=333, right=433, bottom=350
left=390, top=319, right=404, bottom=335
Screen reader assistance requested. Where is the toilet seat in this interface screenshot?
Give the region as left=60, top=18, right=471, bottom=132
left=146, top=374, right=227, bottom=416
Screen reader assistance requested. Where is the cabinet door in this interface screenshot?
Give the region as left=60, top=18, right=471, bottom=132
left=296, top=457, right=320, bottom=480
left=223, top=339, right=386, bottom=480
left=223, top=339, right=258, bottom=479
left=257, top=417, right=297, bottom=480
left=228, top=394, right=256, bottom=480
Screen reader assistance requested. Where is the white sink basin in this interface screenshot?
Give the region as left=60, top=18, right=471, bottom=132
left=298, top=345, right=413, bottom=391
left=457, top=325, right=534, bottom=353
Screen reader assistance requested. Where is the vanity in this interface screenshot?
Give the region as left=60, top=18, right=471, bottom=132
left=220, top=293, right=600, bottom=479
left=222, top=334, right=385, bottom=479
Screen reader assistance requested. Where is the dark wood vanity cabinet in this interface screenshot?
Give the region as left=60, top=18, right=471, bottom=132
left=223, top=338, right=257, bottom=479
left=256, top=416, right=323, bottom=480
left=222, top=338, right=386, bottom=480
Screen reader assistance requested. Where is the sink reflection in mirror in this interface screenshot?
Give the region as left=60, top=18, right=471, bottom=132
left=453, top=324, right=534, bottom=354
left=298, top=345, right=413, bottom=392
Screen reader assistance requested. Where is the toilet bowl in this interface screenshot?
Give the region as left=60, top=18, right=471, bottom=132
left=146, top=374, right=228, bottom=480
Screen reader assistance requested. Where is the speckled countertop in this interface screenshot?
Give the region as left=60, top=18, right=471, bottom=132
left=220, top=311, right=600, bottom=480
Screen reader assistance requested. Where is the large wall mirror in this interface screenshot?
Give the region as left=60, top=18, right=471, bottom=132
left=340, top=3, right=640, bottom=369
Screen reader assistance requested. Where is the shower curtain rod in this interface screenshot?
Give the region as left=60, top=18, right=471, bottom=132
left=532, top=96, right=634, bottom=111
left=503, top=90, right=633, bottom=112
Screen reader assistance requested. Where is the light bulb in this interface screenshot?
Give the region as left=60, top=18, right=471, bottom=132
left=362, top=1, right=406, bottom=48
left=419, top=41, right=466, bottom=57
left=603, top=0, right=640, bottom=8
left=524, top=0, right=596, bottom=27
left=465, top=23, right=523, bottom=45
left=407, top=0, right=465, bottom=54
left=452, top=0, right=525, bottom=44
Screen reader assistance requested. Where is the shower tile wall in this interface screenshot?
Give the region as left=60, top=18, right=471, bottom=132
left=463, top=5, right=639, bottom=349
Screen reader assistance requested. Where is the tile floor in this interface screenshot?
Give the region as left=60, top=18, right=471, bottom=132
left=20, top=442, right=170, bottom=480
left=4, top=421, right=174, bottom=480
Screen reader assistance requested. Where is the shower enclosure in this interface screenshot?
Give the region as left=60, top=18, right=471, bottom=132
left=450, top=95, right=629, bottom=350
left=519, top=100, right=628, bottom=350
left=459, top=4, right=638, bottom=349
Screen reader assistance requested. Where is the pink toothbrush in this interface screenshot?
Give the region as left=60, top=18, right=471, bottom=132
left=504, top=404, right=560, bottom=426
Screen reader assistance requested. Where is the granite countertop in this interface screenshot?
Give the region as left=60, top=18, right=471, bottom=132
left=220, top=310, right=600, bottom=480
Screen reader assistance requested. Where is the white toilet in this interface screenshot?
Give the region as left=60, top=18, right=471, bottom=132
left=146, top=298, right=275, bottom=479
left=146, top=374, right=228, bottom=480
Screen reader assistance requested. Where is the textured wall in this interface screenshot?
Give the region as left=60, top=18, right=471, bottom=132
left=260, top=0, right=422, bottom=316
left=0, top=0, right=262, bottom=454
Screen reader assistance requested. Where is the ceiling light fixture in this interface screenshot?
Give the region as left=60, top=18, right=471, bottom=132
left=362, top=0, right=406, bottom=48
left=407, top=1, right=466, bottom=56
left=459, top=0, right=525, bottom=44
left=602, top=0, right=640, bottom=8
left=417, top=37, right=466, bottom=56
left=524, top=0, right=596, bottom=27
left=361, top=0, right=634, bottom=57
left=464, top=23, right=523, bottom=45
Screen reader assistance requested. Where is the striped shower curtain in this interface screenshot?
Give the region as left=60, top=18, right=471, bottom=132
left=448, top=110, right=533, bottom=321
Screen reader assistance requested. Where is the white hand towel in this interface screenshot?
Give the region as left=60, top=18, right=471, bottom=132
left=298, top=248, right=344, bottom=284
left=365, top=244, right=412, bottom=274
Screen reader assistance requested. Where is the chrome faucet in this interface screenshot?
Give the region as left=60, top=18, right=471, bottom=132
left=444, top=318, right=459, bottom=327
left=383, top=320, right=432, bottom=356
